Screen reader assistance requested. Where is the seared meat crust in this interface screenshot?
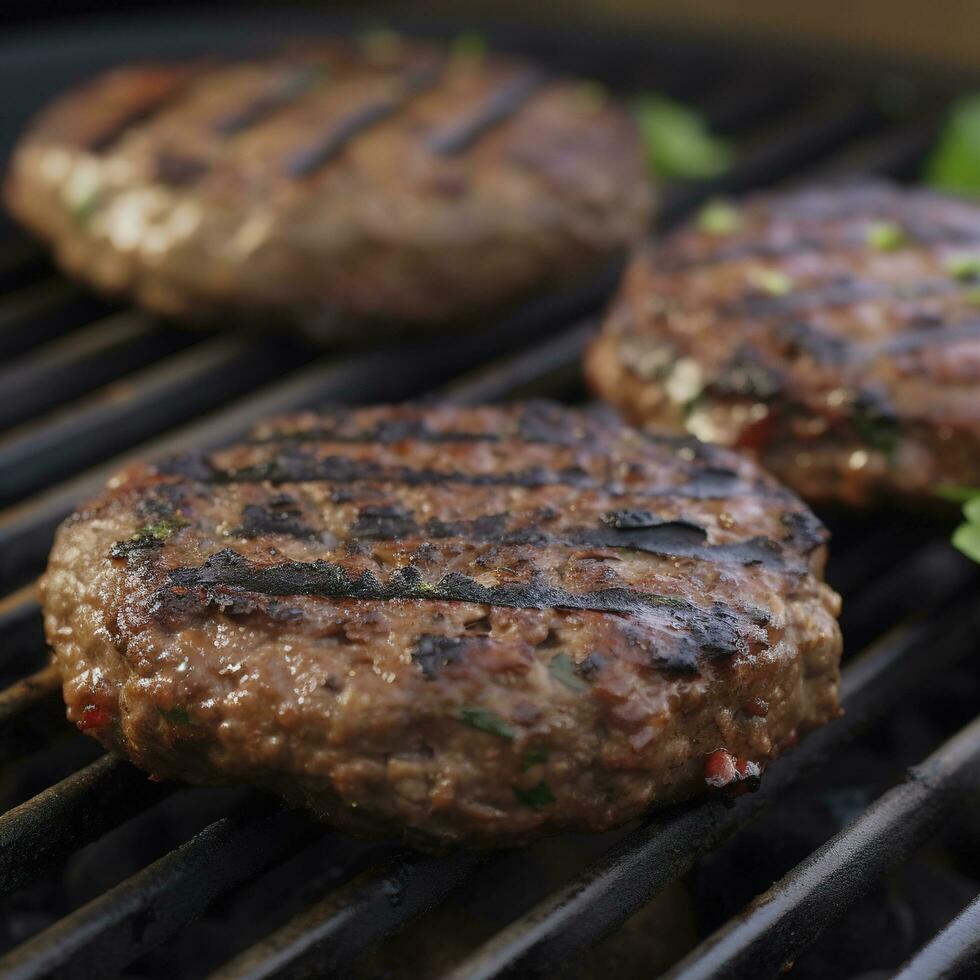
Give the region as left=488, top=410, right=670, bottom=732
left=588, top=181, right=980, bottom=505
left=5, top=38, right=651, bottom=338
left=42, top=403, right=841, bottom=846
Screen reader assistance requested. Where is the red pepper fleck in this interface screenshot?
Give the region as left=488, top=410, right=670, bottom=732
left=735, top=412, right=777, bottom=454
left=704, top=748, right=738, bottom=787
left=704, top=749, right=763, bottom=792
left=77, top=704, right=111, bottom=731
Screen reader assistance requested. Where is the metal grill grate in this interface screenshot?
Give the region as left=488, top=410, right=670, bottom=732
left=0, top=13, right=978, bottom=980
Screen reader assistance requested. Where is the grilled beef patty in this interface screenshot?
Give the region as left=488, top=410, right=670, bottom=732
left=5, top=37, right=651, bottom=338
left=587, top=181, right=980, bottom=506
left=42, top=403, right=841, bottom=846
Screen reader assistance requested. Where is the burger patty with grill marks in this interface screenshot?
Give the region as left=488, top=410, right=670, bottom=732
left=4, top=37, right=651, bottom=338
left=42, top=403, right=842, bottom=846
left=587, top=180, right=980, bottom=506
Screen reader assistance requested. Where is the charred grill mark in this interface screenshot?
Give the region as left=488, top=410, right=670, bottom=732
left=153, top=152, right=210, bottom=187
left=426, top=68, right=545, bottom=156
left=249, top=421, right=502, bottom=446
left=233, top=501, right=314, bottom=539
left=878, top=319, right=980, bottom=355
left=157, top=450, right=770, bottom=501
left=390, top=511, right=789, bottom=568
left=780, top=510, right=827, bottom=554
left=286, top=63, right=441, bottom=177
left=777, top=321, right=854, bottom=365
left=162, top=551, right=762, bottom=668
left=87, top=69, right=205, bottom=154
left=351, top=504, right=418, bottom=539
left=213, top=65, right=324, bottom=136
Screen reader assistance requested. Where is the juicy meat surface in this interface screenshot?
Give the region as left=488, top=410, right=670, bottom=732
left=5, top=37, right=651, bottom=338
left=42, top=403, right=842, bottom=846
left=587, top=181, right=980, bottom=506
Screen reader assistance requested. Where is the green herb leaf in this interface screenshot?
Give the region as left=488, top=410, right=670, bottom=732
left=548, top=653, right=588, bottom=692
left=747, top=268, right=793, bottom=297
left=110, top=518, right=189, bottom=557
left=852, top=401, right=900, bottom=457
left=946, top=255, right=980, bottom=282
left=925, top=94, right=980, bottom=195
left=451, top=30, right=488, bottom=63
left=70, top=190, right=101, bottom=227
left=459, top=706, right=514, bottom=739
left=633, top=94, right=732, bottom=181
left=936, top=484, right=980, bottom=503
left=521, top=746, right=549, bottom=771
left=964, top=496, right=980, bottom=525
left=159, top=706, right=191, bottom=725
left=866, top=221, right=908, bottom=252
left=697, top=199, right=742, bottom=236
left=513, top=781, right=555, bottom=809
left=952, top=521, right=980, bottom=563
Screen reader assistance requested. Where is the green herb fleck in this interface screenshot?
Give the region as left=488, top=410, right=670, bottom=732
left=936, top=484, right=980, bottom=503
left=946, top=255, right=980, bottom=282
left=866, top=221, right=907, bottom=252
left=965, top=288, right=980, bottom=306
left=952, top=521, right=980, bottom=563
left=747, top=268, right=793, bottom=297
left=70, top=189, right=101, bottom=227
left=925, top=94, right=980, bottom=195
left=109, top=518, right=189, bottom=557
left=852, top=403, right=900, bottom=458
left=459, top=706, right=514, bottom=740
left=548, top=653, right=588, bottom=692
left=949, top=488, right=980, bottom=564
left=513, top=781, right=555, bottom=809
left=633, top=94, right=732, bottom=181
left=521, top=746, right=549, bottom=771
left=159, top=706, right=191, bottom=725
left=451, top=30, right=488, bottom=63
left=697, top=199, right=742, bottom=236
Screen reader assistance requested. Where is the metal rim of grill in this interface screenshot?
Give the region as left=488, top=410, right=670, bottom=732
left=0, top=11, right=978, bottom=980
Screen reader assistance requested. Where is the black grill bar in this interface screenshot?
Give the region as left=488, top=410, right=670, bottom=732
left=208, top=851, right=485, bottom=980
left=440, top=601, right=980, bottom=980
left=0, top=663, right=63, bottom=763
left=0, top=281, right=107, bottom=360
left=0, top=312, right=196, bottom=432
left=893, top=894, right=980, bottom=980
left=0, top=755, right=170, bottom=896
left=0, top=336, right=311, bottom=505
left=0, top=802, right=320, bottom=980
left=661, top=713, right=980, bottom=980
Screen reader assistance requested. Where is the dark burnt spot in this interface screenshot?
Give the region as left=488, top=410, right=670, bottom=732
left=517, top=401, right=583, bottom=445
left=109, top=518, right=188, bottom=558
left=234, top=501, right=313, bottom=539
left=351, top=504, right=418, bottom=539
left=411, top=634, right=471, bottom=680
left=253, top=418, right=500, bottom=445
left=780, top=509, right=827, bottom=554
left=156, top=453, right=217, bottom=481
left=577, top=651, right=607, bottom=679
left=778, top=321, right=853, bottom=365
left=154, top=152, right=209, bottom=186
left=601, top=510, right=704, bottom=534
left=427, top=514, right=509, bottom=539
left=331, top=488, right=357, bottom=503
left=711, top=349, right=783, bottom=400
left=852, top=388, right=901, bottom=454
